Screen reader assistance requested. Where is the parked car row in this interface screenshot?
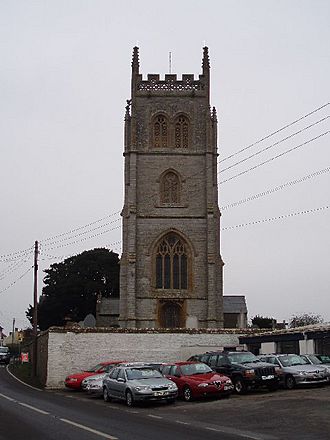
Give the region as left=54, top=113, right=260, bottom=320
left=64, top=351, right=330, bottom=406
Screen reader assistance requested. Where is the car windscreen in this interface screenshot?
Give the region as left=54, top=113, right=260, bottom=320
left=317, top=355, right=330, bottom=363
left=126, top=368, right=163, bottom=380
left=227, top=352, right=260, bottom=364
left=86, top=363, right=103, bottom=372
left=306, top=355, right=322, bottom=365
left=180, top=363, right=213, bottom=376
left=279, top=355, right=308, bottom=367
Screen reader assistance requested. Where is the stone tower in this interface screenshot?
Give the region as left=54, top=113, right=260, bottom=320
left=119, top=47, right=224, bottom=329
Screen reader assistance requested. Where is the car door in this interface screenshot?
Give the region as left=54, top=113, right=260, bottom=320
left=115, top=368, right=127, bottom=400
left=169, top=365, right=184, bottom=393
left=215, top=354, right=232, bottom=376
left=105, top=367, right=120, bottom=397
left=163, top=365, right=181, bottom=389
left=208, top=354, right=219, bottom=372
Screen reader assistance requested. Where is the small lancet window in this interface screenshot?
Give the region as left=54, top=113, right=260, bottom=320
left=160, top=171, right=180, bottom=204
left=175, top=116, right=189, bottom=148
left=154, top=115, right=168, bottom=148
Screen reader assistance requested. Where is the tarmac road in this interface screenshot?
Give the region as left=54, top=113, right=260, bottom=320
left=1, top=365, right=330, bottom=440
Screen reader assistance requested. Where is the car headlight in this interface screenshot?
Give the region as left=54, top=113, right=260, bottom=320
left=66, top=378, right=78, bottom=382
left=134, top=386, right=151, bottom=391
left=198, top=383, right=209, bottom=388
left=298, top=371, right=308, bottom=376
left=167, top=384, right=178, bottom=390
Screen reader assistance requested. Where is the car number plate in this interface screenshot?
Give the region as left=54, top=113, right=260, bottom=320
left=262, top=375, right=274, bottom=380
left=154, top=391, right=168, bottom=396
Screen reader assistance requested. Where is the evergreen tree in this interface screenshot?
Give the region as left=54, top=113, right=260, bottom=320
left=26, top=248, right=119, bottom=330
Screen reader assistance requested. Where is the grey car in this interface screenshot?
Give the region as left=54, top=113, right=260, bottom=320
left=82, top=372, right=108, bottom=396
left=300, top=354, right=330, bottom=374
left=259, top=354, right=329, bottom=389
left=103, top=364, right=178, bottom=406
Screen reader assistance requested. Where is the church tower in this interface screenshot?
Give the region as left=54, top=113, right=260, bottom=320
left=119, top=47, right=224, bottom=329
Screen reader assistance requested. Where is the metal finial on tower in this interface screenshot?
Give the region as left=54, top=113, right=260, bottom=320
left=202, top=46, right=210, bottom=74
left=132, top=46, right=140, bottom=73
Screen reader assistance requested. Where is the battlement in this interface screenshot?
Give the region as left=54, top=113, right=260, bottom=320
left=136, top=73, right=205, bottom=92
left=131, top=47, right=210, bottom=95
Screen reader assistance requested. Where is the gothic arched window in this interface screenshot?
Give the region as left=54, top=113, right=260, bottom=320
left=174, top=115, right=189, bottom=148
left=160, top=171, right=180, bottom=204
left=155, top=233, right=188, bottom=290
left=153, top=115, right=168, bottom=148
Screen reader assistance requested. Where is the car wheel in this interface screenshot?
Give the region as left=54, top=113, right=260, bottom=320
left=103, top=387, right=111, bottom=402
left=233, top=377, right=247, bottom=395
left=285, top=375, right=295, bottom=390
left=125, top=390, right=134, bottom=407
left=183, top=386, right=193, bottom=402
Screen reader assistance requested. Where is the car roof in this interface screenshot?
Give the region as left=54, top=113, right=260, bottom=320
left=100, top=361, right=125, bottom=365
left=163, top=361, right=202, bottom=366
left=118, top=362, right=159, bottom=368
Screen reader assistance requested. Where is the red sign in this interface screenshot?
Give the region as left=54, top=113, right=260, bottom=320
left=21, top=352, right=29, bottom=363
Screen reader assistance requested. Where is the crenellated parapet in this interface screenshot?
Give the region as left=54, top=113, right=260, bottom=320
left=131, top=47, right=210, bottom=98
left=136, top=73, right=206, bottom=93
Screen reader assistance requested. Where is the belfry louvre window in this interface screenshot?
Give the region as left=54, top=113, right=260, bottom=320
left=161, top=171, right=180, bottom=204
left=155, top=233, right=188, bottom=290
left=153, top=115, right=168, bottom=148
left=175, top=116, right=189, bottom=148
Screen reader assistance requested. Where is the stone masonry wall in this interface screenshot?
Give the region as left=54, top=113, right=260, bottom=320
left=45, top=328, right=241, bottom=389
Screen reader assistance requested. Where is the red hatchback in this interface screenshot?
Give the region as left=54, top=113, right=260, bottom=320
left=65, top=361, right=123, bottom=390
left=161, top=361, right=233, bottom=401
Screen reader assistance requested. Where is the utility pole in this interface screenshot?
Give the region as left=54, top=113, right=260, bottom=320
left=33, top=240, right=39, bottom=336
left=12, top=317, right=15, bottom=346
left=32, top=240, right=38, bottom=376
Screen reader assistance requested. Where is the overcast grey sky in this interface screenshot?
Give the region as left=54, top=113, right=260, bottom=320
left=0, top=0, right=329, bottom=333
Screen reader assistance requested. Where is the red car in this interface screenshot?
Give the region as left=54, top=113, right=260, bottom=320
left=65, top=361, right=124, bottom=389
left=161, top=361, right=233, bottom=401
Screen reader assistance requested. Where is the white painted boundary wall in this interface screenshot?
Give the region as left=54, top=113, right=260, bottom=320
left=46, top=330, right=241, bottom=388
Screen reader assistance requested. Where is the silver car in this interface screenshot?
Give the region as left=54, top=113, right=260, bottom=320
left=259, top=354, right=329, bottom=389
left=82, top=373, right=106, bottom=396
left=103, top=364, right=178, bottom=406
left=300, top=354, right=330, bottom=374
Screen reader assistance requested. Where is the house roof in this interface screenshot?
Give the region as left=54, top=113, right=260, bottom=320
left=223, top=296, right=247, bottom=314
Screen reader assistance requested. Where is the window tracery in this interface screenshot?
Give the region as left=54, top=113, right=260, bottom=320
left=174, top=116, right=189, bottom=148
left=153, top=115, right=168, bottom=148
left=155, top=233, right=188, bottom=290
left=160, top=171, right=180, bottom=204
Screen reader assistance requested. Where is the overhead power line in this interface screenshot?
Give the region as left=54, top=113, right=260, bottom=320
left=221, top=166, right=330, bottom=211
left=40, top=217, right=121, bottom=249
left=219, top=116, right=329, bottom=175
left=43, top=224, right=122, bottom=251
left=42, top=211, right=121, bottom=243
left=0, top=266, right=32, bottom=294
left=0, top=246, right=34, bottom=262
left=219, top=102, right=329, bottom=164
left=221, top=205, right=330, bottom=231
left=220, top=130, right=330, bottom=184
left=0, top=256, right=31, bottom=281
